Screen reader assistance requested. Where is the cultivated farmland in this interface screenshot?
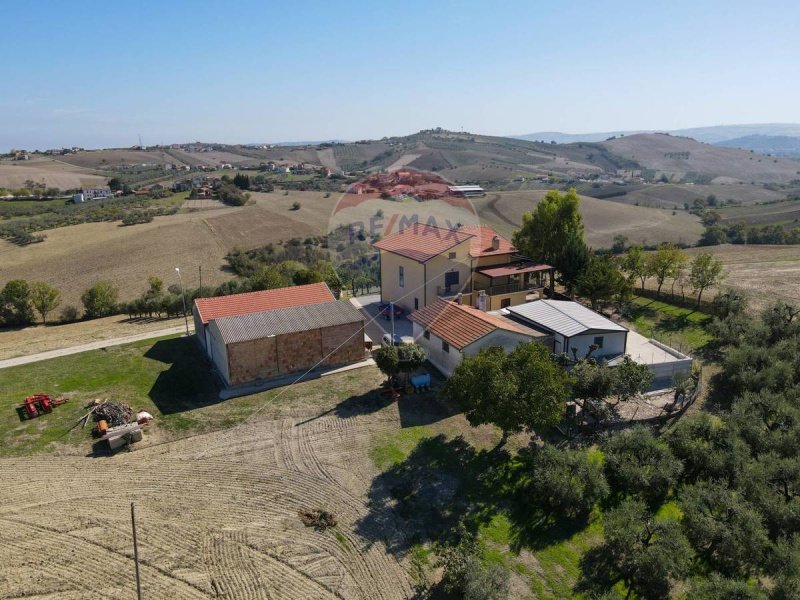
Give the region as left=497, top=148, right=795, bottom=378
left=473, top=190, right=705, bottom=248
left=0, top=157, right=108, bottom=190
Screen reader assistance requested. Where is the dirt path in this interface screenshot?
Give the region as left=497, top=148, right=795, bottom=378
left=0, top=399, right=415, bottom=598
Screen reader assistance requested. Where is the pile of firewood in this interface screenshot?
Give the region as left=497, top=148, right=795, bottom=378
left=298, top=509, right=338, bottom=531
left=86, top=399, right=133, bottom=427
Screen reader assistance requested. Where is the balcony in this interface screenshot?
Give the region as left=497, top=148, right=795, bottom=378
left=474, top=281, right=543, bottom=296
left=437, top=284, right=471, bottom=298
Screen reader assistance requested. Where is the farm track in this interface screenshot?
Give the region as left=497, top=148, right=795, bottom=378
left=0, top=408, right=414, bottom=599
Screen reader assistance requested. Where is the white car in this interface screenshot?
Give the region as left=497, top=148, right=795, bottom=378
left=381, top=333, right=414, bottom=347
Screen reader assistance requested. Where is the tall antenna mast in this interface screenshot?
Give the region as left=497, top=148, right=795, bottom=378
left=138, top=134, right=143, bottom=148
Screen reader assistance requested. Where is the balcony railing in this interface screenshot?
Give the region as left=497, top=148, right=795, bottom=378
left=437, top=285, right=470, bottom=298
left=474, top=281, right=544, bottom=296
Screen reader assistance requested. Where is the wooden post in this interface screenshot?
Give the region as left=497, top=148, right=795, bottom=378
left=131, top=502, right=142, bottom=600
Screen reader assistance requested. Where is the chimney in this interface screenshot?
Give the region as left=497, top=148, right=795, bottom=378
left=456, top=293, right=463, bottom=305
left=491, top=235, right=500, bottom=251
left=477, top=290, right=488, bottom=311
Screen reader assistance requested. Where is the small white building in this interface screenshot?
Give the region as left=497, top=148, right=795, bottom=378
left=505, top=300, right=628, bottom=361
left=408, top=298, right=535, bottom=377
left=82, top=187, right=112, bottom=200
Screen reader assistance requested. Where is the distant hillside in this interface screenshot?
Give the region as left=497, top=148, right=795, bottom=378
left=715, top=135, right=800, bottom=158
left=600, top=133, right=800, bottom=184
left=516, top=123, right=800, bottom=146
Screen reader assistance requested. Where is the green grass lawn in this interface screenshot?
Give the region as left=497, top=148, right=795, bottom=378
left=627, top=295, right=713, bottom=354
left=0, top=334, right=382, bottom=456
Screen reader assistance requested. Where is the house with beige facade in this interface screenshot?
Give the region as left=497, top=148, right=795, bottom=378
left=373, top=223, right=554, bottom=313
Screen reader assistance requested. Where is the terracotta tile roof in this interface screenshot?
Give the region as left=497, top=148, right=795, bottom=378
left=459, top=225, right=516, bottom=257
left=373, top=223, right=474, bottom=263
left=193, top=282, right=335, bottom=325
left=409, top=298, right=530, bottom=350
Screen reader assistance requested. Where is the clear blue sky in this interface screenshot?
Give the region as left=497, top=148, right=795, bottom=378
left=2, top=0, right=798, bottom=150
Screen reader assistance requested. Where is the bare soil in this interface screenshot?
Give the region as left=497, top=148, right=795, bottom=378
left=0, top=367, right=467, bottom=599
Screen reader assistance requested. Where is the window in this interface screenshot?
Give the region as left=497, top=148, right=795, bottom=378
left=500, top=298, right=511, bottom=308
left=399, top=265, right=404, bottom=287
left=414, top=298, right=419, bottom=310
left=442, top=340, right=450, bottom=353
left=424, top=330, right=430, bottom=340
left=593, top=336, right=604, bottom=349
left=448, top=251, right=457, bottom=259
left=444, top=271, right=459, bottom=288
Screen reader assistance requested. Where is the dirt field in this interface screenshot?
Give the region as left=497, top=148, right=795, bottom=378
left=0, top=192, right=336, bottom=308
left=0, top=157, right=107, bottom=190
left=473, top=190, right=704, bottom=248
left=684, top=244, right=800, bottom=310
left=602, top=134, right=800, bottom=184
left=619, top=183, right=788, bottom=209
left=0, top=365, right=447, bottom=599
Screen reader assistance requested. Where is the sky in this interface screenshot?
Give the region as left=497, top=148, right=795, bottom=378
left=1, top=0, right=799, bottom=150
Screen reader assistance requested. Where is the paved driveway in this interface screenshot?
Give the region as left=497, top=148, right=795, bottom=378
left=349, top=294, right=413, bottom=346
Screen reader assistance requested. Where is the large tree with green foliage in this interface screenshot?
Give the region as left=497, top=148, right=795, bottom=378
left=29, top=281, right=61, bottom=325
left=443, top=343, right=571, bottom=445
left=621, top=245, right=651, bottom=290
left=81, top=281, right=119, bottom=318
left=575, top=255, right=631, bottom=308
left=602, top=426, right=682, bottom=504
left=602, top=499, right=692, bottom=600
left=512, top=188, right=589, bottom=293
left=647, top=243, right=688, bottom=297
left=690, top=251, right=725, bottom=307
left=0, top=279, right=35, bottom=325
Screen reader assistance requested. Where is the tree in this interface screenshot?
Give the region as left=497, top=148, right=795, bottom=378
left=526, top=445, right=609, bottom=517
left=146, top=276, right=163, bottom=297
left=374, top=345, right=400, bottom=382
left=397, top=343, right=426, bottom=377
left=249, top=265, right=290, bottom=291
left=602, top=499, right=692, bottom=600
left=512, top=189, right=588, bottom=291
left=232, top=173, right=250, bottom=190
left=443, top=343, right=571, bottom=446
left=602, top=426, right=682, bottom=503
left=665, top=413, right=748, bottom=484
left=217, top=181, right=248, bottom=206
left=740, top=454, right=800, bottom=537
left=571, top=359, right=616, bottom=423
left=681, top=481, right=769, bottom=576
left=0, top=279, right=35, bottom=325
left=611, top=234, right=628, bottom=254
left=29, top=281, right=61, bottom=325
left=108, top=177, right=122, bottom=191
left=647, top=244, right=688, bottom=297
left=622, top=246, right=651, bottom=290
left=293, top=269, right=323, bottom=285
left=688, top=574, right=768, bottom=599
left=690, top=251, right=725, bottom=307
left=612, top=355, right=654, bottom=403
left=81, top=281, right=119, bottom=318
left=576, top=255, right=631, bottom=309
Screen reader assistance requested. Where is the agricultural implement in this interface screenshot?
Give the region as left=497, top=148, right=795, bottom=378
left=18, top=393, right=67, bottom=420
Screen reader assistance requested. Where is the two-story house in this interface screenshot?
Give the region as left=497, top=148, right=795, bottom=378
left=373, top=223, right=554, bottom=312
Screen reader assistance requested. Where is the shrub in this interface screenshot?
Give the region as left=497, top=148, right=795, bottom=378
left=291, top=201, right=301, bottom=210
left=81, top=281, right=120, bottom=319
left=60, top=305, right=80, bottom=322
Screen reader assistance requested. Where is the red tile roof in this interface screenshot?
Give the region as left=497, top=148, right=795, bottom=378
left=409, top=298, right=530, bottom=350
left=459, top=225, right=516, bottom=257
left=194, top=282, right=335, bottom=325
left=373, top=223, right=474, bottom=263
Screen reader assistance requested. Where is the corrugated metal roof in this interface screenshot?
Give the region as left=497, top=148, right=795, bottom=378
left=507, top=300, right=627, bottom=337
left=194, top=282, right=335, bottom=324
left=409, top=298, right=530, bottom=350
left=214, top=300, right=364, bottom=344
left=373, top=223, right=474, bottom=263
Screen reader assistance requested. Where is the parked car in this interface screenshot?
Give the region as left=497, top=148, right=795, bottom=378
left=378, top=303, right=405, bottom=321
left=381, top=333, right=414, bottom=347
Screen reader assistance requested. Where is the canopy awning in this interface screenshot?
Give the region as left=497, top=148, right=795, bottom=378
left=477, top=263, right=553, bottom=279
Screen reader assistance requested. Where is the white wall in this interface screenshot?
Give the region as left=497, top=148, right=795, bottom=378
left=412, top=322, right=464, bottom=377
left=463, top=330, right=531, bottom=358
left=192, top=308, right=206, bottom=350
left=207, top=321, right=231, bottom=385
left=566, top=331, right=626, bottom=361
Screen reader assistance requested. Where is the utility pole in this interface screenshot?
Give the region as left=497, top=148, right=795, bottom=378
left=198, top=265, right=202, bottom=297
left=131, top=502, right=142, bottom=600
left=175, top=267, right=190, bottom=336
left=390, top=301, right=395, bottom=344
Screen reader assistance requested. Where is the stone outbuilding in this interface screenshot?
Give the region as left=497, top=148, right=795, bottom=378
left=192, top=283, right=365, bottom=387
